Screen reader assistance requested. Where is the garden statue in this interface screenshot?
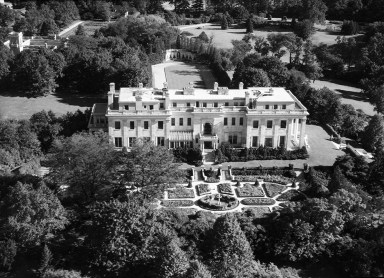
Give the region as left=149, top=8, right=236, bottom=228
left=236, top=180, right=240, bottom=187
left=188, top=180, right=192, bottom=188
left=217, top=193, right=221, bottom=205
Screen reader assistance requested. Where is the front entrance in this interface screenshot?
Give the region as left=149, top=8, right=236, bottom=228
left=203, top=123, right=212, bottom=135
left=204, top=141, right=213, bottom=149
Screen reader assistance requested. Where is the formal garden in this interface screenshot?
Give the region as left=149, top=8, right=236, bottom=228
left=158, top=166, right=301, bottom=217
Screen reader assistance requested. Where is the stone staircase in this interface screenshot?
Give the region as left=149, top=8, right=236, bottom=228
left=203, top=150, right=215, bottom=164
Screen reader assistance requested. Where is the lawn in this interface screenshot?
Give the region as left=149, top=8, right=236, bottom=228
left=164, top=61, right=217, bottom=89
left=0, top=90, right=104, bottom=120
left=60, top=20, right=112, bottom=37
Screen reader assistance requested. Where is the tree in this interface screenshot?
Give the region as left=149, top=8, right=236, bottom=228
left=302, top=0, right=328, bottom=23
left=185, top=261, right=212, bottom=278
left=0, top=182, right=67, bottom=248
left=48, top=1, right=80, bottom=28
left=47, top=131, right=117, bottom=202
left=192, top=0, right=205, bottom=14
left=0, top=45, right=13, bottom=83
left=43, top=269, right=88, bottom=278
left=198, top=31, right=209, bottom=43
left=0, top=5, right=15, bottom=27
left=236, top=67, right=271, bottom=88
left=12, top=49, right=65, bottom=97
left=85, top=199, right=158, bottom=277
left=118, top=139, right=184, bottom=199
left=0, top=239, right=17, bottom=271
left=75, top=24, right=86, bottom=36
left=366, top=149, right=384, bottom=195
left=209, top=214, right=260, bottom=277
left=175, top=0, right=190, bottom=13
left=157, top=238, right=190, bottom=278
left=230, top=39, right=252, bottom=67
left=362, top=114, right=384, bottom=152
left=301, top=40, right=323, bottom=81
left=334, top=154, right=369, bottom=184
left=246, top=17, right=254, bottom=33
left=294, top=20, right=315, bottom=40
left=40, top=19, right=59, bottom=36
left=221, top=16, right=228, bottom=30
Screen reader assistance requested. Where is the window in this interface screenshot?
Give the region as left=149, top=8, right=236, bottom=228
left=149, top=105, right=153, bottom=110
left=267, top=120, right=273, bottom=128
left=187, top=102, right=190, bottom=107
left=187, top=118, right=192, bottom=126
left=225, top=102, right=229, bottom=106
left=253, top=120, right=259, bottom=128
left=279, top=136, right=286, bottom=147
left=171, top=118, right=175, bottom=126
left=274, top=104, right=278, bottom=109
left=214, top=102, right=218, bottom=107
left=160, top=103, right=164, bottom=109
left=173, top=102, right=177, bottom=107
left=224, top=118, right=228, bottom=126
left=265, top=137, right=273, bottom=147
left=158, top=121, right=163, bottom=129
left=252, top=136, right=258, bottom=147
left=179, top=118, right=183, bottom=126
left=129, top=137, right=136, bottom=147
left=280, top=120, right=287, bottom=128
left=114, top=137, right=122, bottom=147
left=115, top=121, right=121, bottom=130
left=124, top=105, right=129, bottom=110
left=282, top=104, right=286, bottom=109
left=144, top=121, right=149, bottom=130
left=240, top=117, right=243, bottom=126
left=232, top=118, right=236, bottom=125
left=143, top=105, right=147, bottom=109
left=229, top=135, right=238, bottom=144
left=130, top=121, right=135, bottom=129
left=203, top=102, right=207, bottom=107
left=196, top=101, right=200, bottom=107
left=157, top=137, right=165, bottom=146
left=240, top=102, right=245, bottom=106
left=170, top=142, right=175, bottom=148
left=265, top=105, right=270, bottom=109
left=299, top=119, right=302, bottom=124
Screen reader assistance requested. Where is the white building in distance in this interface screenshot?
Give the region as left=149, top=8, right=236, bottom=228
left=89, top=82, right=309, bottom=151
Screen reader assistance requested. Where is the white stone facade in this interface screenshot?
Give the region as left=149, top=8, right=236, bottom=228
left=89, top=83, right=309, bottom=151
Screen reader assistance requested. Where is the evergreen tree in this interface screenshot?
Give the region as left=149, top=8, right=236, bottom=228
left=192, top=0, right=205, bottom=14
left=38, top=244, right=52, bottom=275
left=209, top=214, right=259, bottom=278
left=157, top=239, right=190, bottom=278
left=362, top=114, right=384, bottom=152
left=75, top=24, right=86, bottom=36
left=186, top=260, right=212, bottom=278
left=246, top=17, right=253, bottom=33
left=221, top=16, right=228, bottom=30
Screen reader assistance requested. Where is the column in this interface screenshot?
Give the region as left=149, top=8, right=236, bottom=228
left=299, top=119, right=307, bottom=147
left=293, top=119, right=298, bottom=142
left=245, top=117, right=252, bottom=148
left=151, top=119, right=156, bottom=144
left=123, top=119, right=128, bottom=147
left=287, top=118, right=294, bottom=149
left=165, top=118, right=170, bottom=148
left=136, top=120, right=141, bottom=138
left=273, top=119, right=279, bottom=148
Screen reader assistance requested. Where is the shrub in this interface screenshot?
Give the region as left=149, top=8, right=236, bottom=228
left=236, top=183, right=264, bottom=197
left=168, top=186, right=195, bottom=199
left=294, top=19, right=315, bottom=40
left=206, top=177, right=220, bottom=183
left=198, top=194, right=238, bottom=211
left=198, top=31, right=209, bottom=43
left=232, top=166, right=296, bottom=177
left=197, top=183, right=210, bottom=195
left=180, top=31, right=194, bottom=36
left=252, top=16, right=267, bottom=28
left=241, top=198, right=275, bottom=206
left=234, top=175, right=292, bottom=185
left=161, top=200, right=194, bottom=207
left=276, top=190, right=303, bottom=201
left=341, top=20, right=359, bottom=35
left=218, top=183, right=233, bottom=195
left=173, top=147, right=203, bottom=166
left=221, top=16, right=228, bottom=30
left=241, top=207, right=270, bottom=217
left=263, top=183, right=287, bottom=197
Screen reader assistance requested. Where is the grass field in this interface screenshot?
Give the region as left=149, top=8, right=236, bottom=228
left=164, top=62, right=217, bottom=89
left=60, top=20, right=112, bottom=37
left=0, top=91, right=104, bottom=120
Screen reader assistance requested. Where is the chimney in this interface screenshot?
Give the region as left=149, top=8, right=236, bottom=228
left=214, top=82, right=218, bottom=90
left=269, top=88, right=274, bottom=95
left=108, top=83, right=115, bottom=106
left=239, top=82, right=244, bottom=90
left=163, top=82, right=168, bottom=90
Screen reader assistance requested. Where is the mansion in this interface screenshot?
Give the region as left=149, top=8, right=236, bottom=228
left=88, top=82, right=309, bottom=151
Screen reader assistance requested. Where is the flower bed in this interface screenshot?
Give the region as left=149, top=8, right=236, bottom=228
left=206, top=177, right=220, bottom=183
left=161, top=200, right=194, bottom=207
left=241, top=198, right=275, bottom=206
left=217, top=183, right=233, bottom=195
left=196, top=183, right=210, bottom=196
left=241, top=207, right=270, bottom=217
left=198, top=194, right=239, bottom=211
left=263, top=183, right=287, bottom=198
left=234, top=175, right=291, bottom=185
left=236, top=183, right=264, bottom=197
left=168, top=186, right=195, bottom=199
left=276, top=190, right=303, bottom=201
